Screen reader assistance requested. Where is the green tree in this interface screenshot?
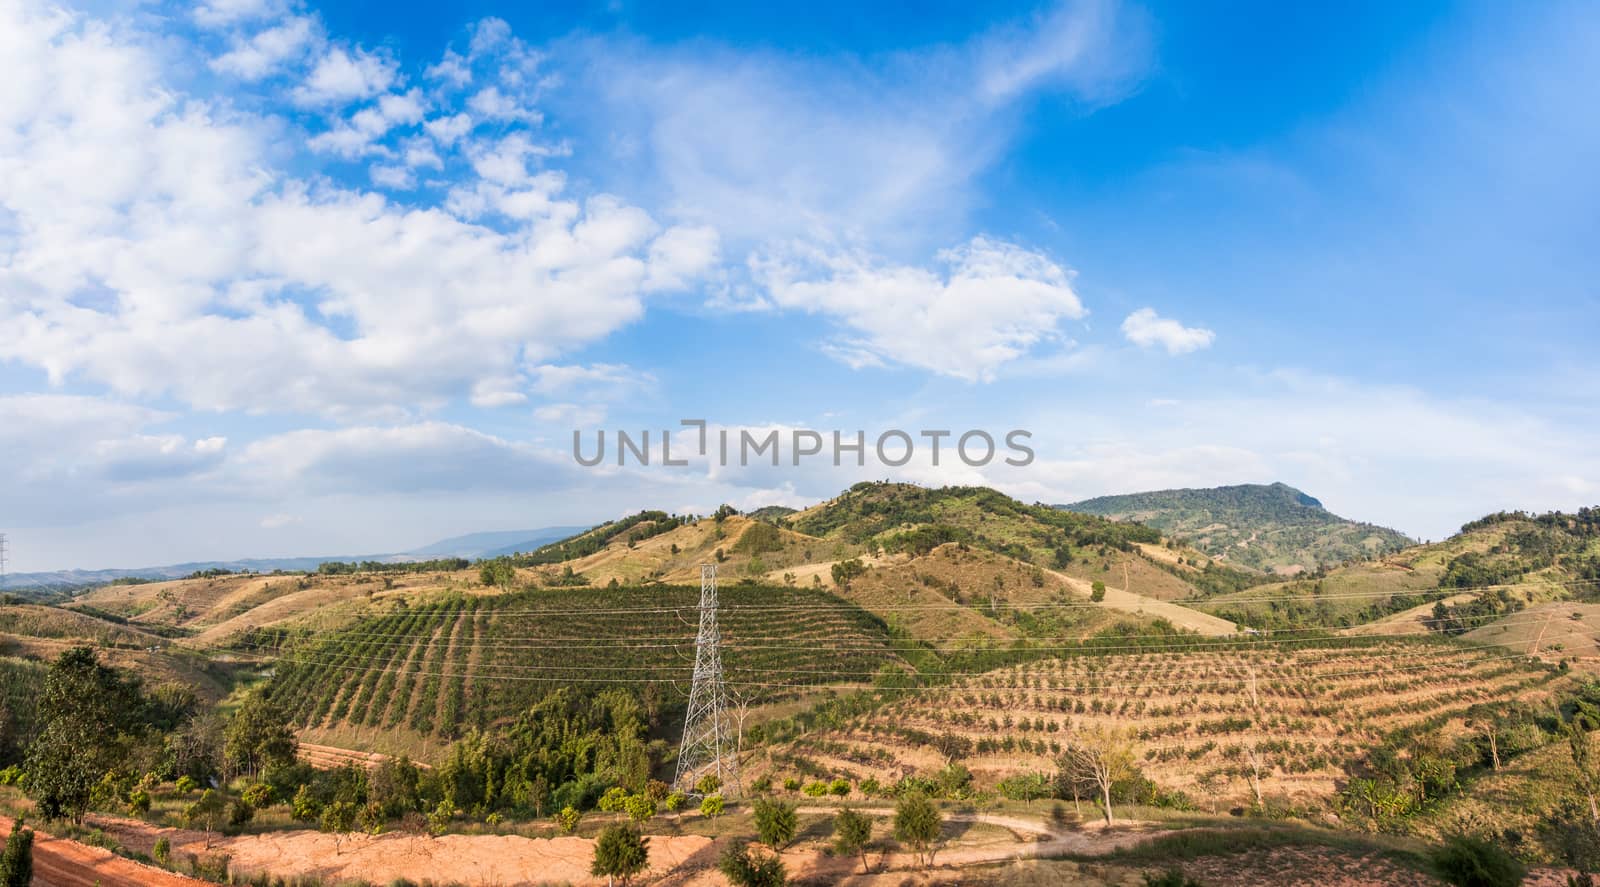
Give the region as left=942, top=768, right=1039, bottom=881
left=591, top=824, right=650, bottom=886
left=718, top=841, right=787, bottom=887
left=224, top=691, right=297, bottom=780
left=479, top=558, right=516, bottom=590
left=699, top=793, right=725, bottom=818
left=1090, top=581, right=1107, bottom=603
left=695, top=773, right=723, bottom=795
left=754, top=797, right=798, bottom=849
left=833, top=807, right=873, bottom=873
left=624, top=793, right=656, bottom=823
left=184, top=789, right=228, bottom=844
left=24, top=647, right=144, bottom=822
left=291, top=784, right=321, bottom=822
left=893, top=792, right=942, bottom=868
left=0, top=820, right=33, bottom=887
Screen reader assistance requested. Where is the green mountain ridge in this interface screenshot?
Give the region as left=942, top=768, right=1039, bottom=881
left=1059, top=481, right=1414, bottom=573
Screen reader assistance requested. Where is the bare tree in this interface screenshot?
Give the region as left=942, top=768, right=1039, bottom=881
left=1057, top=727, right=1135, bottom=825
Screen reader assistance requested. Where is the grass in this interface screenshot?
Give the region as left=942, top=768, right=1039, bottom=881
left=1082, top=819, right=1436, bottom=875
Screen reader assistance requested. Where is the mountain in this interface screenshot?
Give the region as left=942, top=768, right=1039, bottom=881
left=402, top=527, right=587, bottom=559
left=0, top=525, right=583, bottom=592
left=1060, top=482, right=1413, bottom=574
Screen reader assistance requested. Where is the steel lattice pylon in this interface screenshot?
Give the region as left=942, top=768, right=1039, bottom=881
left=673, top=563, right=740, bottom=796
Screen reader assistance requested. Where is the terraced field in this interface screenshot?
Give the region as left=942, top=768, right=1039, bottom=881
left=769, top=638, right=1569, bottom=806
left=266, top=585, right=907, bottom=743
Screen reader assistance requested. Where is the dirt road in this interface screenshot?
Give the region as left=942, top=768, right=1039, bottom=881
left=0, top=815, right=208, bottom=887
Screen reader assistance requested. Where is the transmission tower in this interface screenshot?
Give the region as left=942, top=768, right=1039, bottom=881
left=674, top=563, right=740, bottom=796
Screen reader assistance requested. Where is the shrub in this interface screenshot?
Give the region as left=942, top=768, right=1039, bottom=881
left=174, top=776, right=197, bottom=794
left=700, top=794, right=725, bottom=818
left=555, top=805, right=582, bottom=834
left=754, top=798, right=798, bottom=849
left=828, top=778, right=851, bottom=797
left=0, top=821, right=33, bottom=887
left=802, top=781, right=828, bottom=798
left=240, top=783, right=275, bottom=808
left=126, top=789, right=152, bottom=815
left=153, top=836, right=170, bottom=864
left=291, top=784, right=320, bottom=822
left=663, top=791, right=687, bottom=812
left=718, top=842, right=787, bottom=887
left=696, top=774, right=723, bottom=795
left=591, top=825, right=649, bottom=886
left=624, top=794, right=656, bottom=823
left=833, top=808, right=872, bottom=873
left=782, top=777, right=800, bottom=792
left=1431, top=836, right=1526, bottom=887
left=427, top=800, right=453, bottom=837
left=893, top=793, right=942, bottom=868
left=598, top=786, right=630, bottom=813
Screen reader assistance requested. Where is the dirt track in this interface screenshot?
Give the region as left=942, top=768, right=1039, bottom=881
left=1049, top=569, right=1238, bottom=636
left=0, top=815, right=208, bottom=887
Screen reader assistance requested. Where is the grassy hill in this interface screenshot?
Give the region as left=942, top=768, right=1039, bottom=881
left=1197, top=508, right=1600, bottom=635
left=1061, top=482, right=1413, bottom=574
left=263, top=583, right=908, bottom=756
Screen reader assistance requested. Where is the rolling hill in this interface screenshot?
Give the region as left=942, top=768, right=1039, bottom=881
left=1061, top=482, right=1413, bottom=574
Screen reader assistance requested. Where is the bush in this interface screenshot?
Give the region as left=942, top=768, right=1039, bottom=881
left=555, top=805, right=582, bottom=834
left=291, top=784, right=320, bottom=822
left=598, top=786, right=630, bottom=813
left=240, top=783, right=275, bottom=808
left=0, top=821, right=33, bottom=887
left=833, top=808, right=872, bottom=873
left=700, top=794, right=725, bottom=818
left=696, top=774, right=723, bottom=795
left=174, top=776, right=197, bottom=794
left=894, top=793, right=942, bottom=868
left=153, top=836, right=170, bottom=864
left=591, top=825, right=650, bottom=886
left=1432, top=836, right=1527, bottom=887
left=828, top=778, right=851, bottom=797
left=718, top=842, right=787, bottom=887
left=624, top=794, right=656, bottom=823
left=754, top=798, right=798, bottom=849
left=126, top=789, right=152, bottom=815
left=663, top=791, right=687, bottom=812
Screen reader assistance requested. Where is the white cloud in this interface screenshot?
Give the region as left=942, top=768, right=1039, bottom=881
left=467, top=86, right=541, bottom=123
left=424, top=49, right=472, bottom=87
left=293, top=46, right=398, bottom=107
left=758, top=236, right=1086, bottom=380
left=193, top=0, right=285, bottom=29
left=1120, top=307, right=1216, bottom=355
left=260, top=513, right=302, bottom=529
left=0, top=1, right=714, bottom=417
left=209, top=14, right=318, bottom=80
left=307, top=88, right=427, bottom=157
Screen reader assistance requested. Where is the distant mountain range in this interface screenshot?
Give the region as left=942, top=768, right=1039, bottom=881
left=0, top=525, right=584, bottom=592
left=1059, top=482, right=1413, bottom=574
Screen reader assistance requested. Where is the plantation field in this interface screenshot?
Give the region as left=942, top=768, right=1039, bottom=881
left=766, top=638, right=1569, bottom=807
left=265, top=584, right=908, bottom=748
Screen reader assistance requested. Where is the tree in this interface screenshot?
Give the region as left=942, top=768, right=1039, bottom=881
left=754, top=797, right=798, bottom=849
left=25, top=647, right=144, bottom=822
left=831, top=559, right=867, bottom=588
left=224, top=691, right=297, bottom=780
left=695, top=773, right=723, bottom=795
left=700, top=793, right=725, bottom=818
left=833, top=807, right=873, bottom=873
left=893, top=792, right=942, bottom=868
left=718, top=842, right=787, bottom=887
left=0, top=820, right=32, bottom=887
left=1090, top=581, right=1107, bottom=603
left=479, top=558, right=516, bottom=590
left=1058, top=727, right=1135, bottom=825
left=291, top=784, right=321, bottom=822
left=624, top=793, right=656, bottom=823
left=184, top=789, right=228, bottom=846
left=591, top=824, right=650, bottom=887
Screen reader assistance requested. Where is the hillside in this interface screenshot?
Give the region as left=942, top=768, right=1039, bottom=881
left=1198, top=507, right=1600, bottom=634
left=264, top=583, right=906, bottom=757
left=764, top=637, right=1569, bottom=808
left=1061, top=482, right=1413, bottom=574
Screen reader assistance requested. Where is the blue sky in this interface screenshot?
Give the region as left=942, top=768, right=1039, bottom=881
left=1, top=0, right=1596, bottom=571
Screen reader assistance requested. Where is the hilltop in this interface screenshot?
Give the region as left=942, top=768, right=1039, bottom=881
left=1061, top=482, right=1413, bottom=574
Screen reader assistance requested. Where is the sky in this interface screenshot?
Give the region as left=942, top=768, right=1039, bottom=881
left=1, top=0, right=1597, bottom=572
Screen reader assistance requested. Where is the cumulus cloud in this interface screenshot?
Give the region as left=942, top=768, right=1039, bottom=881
left=293, top=46, right=398, bottom=107
left=758, top=237, right=1086, bottom=380
left=0, top=1, right=715, bottom=417
left=1120, top=308, right=1216, bottom=355
left=209, top=14, right=318, bottom=80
